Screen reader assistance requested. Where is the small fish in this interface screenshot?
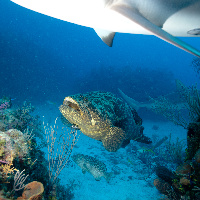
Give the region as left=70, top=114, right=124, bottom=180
left=72, top=154, right=113, bottom=183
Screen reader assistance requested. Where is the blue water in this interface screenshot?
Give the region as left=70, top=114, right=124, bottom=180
left=1, top=1, right=199, bottom=105
left=1, top=1, right=200, bottom=199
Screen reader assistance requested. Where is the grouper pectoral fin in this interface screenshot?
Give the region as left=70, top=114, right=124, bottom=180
left=102, top=127, right=126, bottom=152
left=111, top=4, right=200, bottom=58
left=94, top=29, right=115, bottom=47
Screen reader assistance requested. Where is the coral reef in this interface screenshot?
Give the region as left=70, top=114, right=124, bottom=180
left=126, top=132, right=186, bottom=182
left=0, top=96, right=76, bottom=200
left=187, top=121, right=200, bottom=160
left=0, top=129, right=29, bottom=163
left=194, top=149, right=200, bottom=163
left=152, top=80, right=200, bottom=199
left=0, top=100, right=42, bottom=140
left=153, top=178, right=172, bottom=196
left=17, top=181, right=44, bottom=200
left=154, top=150, right=200, bottom=199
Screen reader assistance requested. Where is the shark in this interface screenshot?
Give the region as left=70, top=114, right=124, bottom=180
left=118, top=87, right=187, bottom=112
left=10, top=0, right=200, bottom=57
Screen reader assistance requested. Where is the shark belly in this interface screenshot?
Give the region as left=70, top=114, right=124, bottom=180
left=10, top=0, right=150, bottom=34
left=10, top=0, right=200, bottom=57
left=163, top=1, right=200, bottom=36
left=10, top=0, right=200, bottom=35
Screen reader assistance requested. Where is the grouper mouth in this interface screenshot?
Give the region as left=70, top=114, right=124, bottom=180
left=63, top=97, right=80, bottom=112
left=61, top=97, right=82, bottom=128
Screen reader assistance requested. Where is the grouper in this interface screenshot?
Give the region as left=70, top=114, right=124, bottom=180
left=72, top=153, right=112, bottom=183
left=59, top=91, right=151, bottom=152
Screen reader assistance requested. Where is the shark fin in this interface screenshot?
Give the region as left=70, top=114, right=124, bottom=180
left=94, top=29, right=115, bottom=47
left=112, top=5, right=200, bottom=57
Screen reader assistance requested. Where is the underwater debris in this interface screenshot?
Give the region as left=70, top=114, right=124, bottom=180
left=60, top=91, right=151, bottom=152
left=152, top=136, right=168, bottom=150
left=72, top=154, right=113, bottom=183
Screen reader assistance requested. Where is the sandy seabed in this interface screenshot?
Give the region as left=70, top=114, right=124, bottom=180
left=39, top=103, right=186, bottom=200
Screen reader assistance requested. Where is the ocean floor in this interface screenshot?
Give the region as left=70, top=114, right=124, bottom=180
left=37, top=103, right=187, bottom=200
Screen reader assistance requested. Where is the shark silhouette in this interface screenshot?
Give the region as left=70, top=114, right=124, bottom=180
left=11, top=0, right=200, bottom=57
